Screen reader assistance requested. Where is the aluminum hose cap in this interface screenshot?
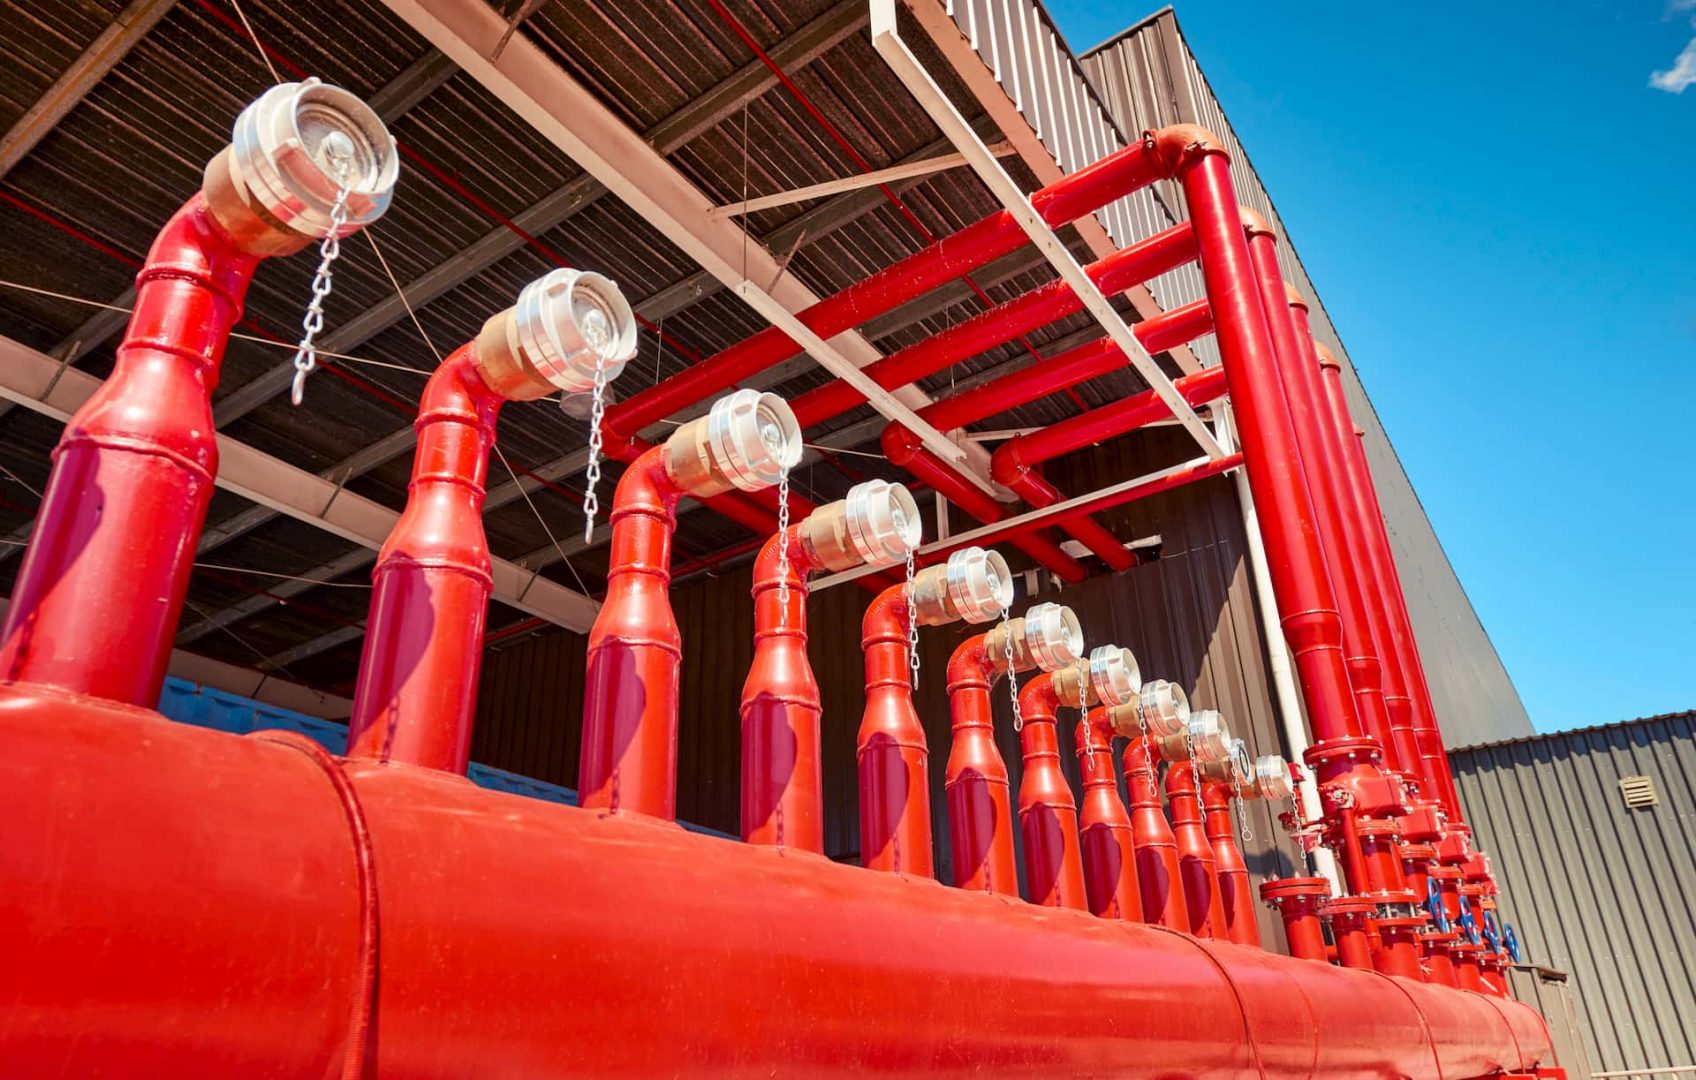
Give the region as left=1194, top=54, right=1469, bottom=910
left=844, top=480, right=921, bottom=566
left=228, top=78, right=397, bottom=237
left=1185, top=710, right=1232, bottom=764
left=514, top=269, right=637, bottom=394
left=1138, top=679, right=1190, bottom=738
left=706, top=390, right=802, bottom=492
left=1227, top=738, right=1254, bottom=787
left=1087, top=646, right=1140, bottom=708
left=1252, top=754, right=1294, bottom=801
left=944, top=547, right=1012, bottom=624
left=1021, top=602, right=1082, bottom=671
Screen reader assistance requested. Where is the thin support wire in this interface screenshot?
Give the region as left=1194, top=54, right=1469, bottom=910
left=492, top=444, right=592, bottom=598
left=227, top=0, right=282, bottom=84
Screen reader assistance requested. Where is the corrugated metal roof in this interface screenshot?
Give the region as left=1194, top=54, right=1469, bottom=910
left=1450, top=712, right=1696, bottom=1075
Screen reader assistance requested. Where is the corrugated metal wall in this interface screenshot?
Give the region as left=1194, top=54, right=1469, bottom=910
left=1451, top=714, right=1696, bottom=1076
left=474, top=427, right=1309, bottom=950
left=1080, top=9, right=1532, bottom=743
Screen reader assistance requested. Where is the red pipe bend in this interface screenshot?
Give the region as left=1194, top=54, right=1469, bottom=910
left=943, top=635, right=1019, bottom=895
left=741, top=529, right=827, bottom=851
left=348, top=345, right=503, bottom=774
left=0, top=195, right=260, bottom=706
left=0, top=690, right=1554, bottom=1077
left=858, top=585, right=933, bottom=876
left=1016, top=674, right=1087, bottom=910
left=1076, top=708, right=1142, bottom=921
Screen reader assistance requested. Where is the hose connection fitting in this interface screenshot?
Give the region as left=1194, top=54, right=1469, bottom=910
left=801, top=480, right=922, bottom=572
left=1086, top=646, right=1141, bottom=708
left=205, top=78, right=398, bottom=255
left=910, top=547, right=1012, bottom=626
left=1251, top=755, right=1296, bottom=801
left=1128, top=679, right=1190, bottom=740
left=665, top=389, right=802, bottom=497
left=985, top=602, right=1083, bottom=674
left=1200, top=737, right=1254, bottom=787
left=1155, top=709, right=1232, bottom=764
left=476, top=269, right=639, bottom=401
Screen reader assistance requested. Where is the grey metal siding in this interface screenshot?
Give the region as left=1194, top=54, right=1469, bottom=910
left=1082, top=10, right=1530, bottom=742
left=1451, top=714, right=1696, bottom=1076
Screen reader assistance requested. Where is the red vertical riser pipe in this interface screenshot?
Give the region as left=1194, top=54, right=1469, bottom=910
left=1121, top=738, right=1187, bottom=929
left=1202, top=781, right=1260, bottom=946
left=944, top=604, right=1081, bottom=895
left=1325, top=897, right=1379, bottom=972
left=1077, top=708, right=1142, bottom=920
left=1162, top=125, right=1395, bottom=899
left=742, top=482, right=919, bottom=849
left=1260, top=876, right=1334, bottom=962
left=1166, top=764, right=1227, bottom=938
left=601, top=137, right=1174, bottom=445
left=349, top=269, right=639, bottom=773
left=581, top=391, right=802, bottom=818
left=1242, top=216, right=1399, bottom=772
left=860, top=547, right=1011, bottom=875
left=1017, top=673, right=1087, bottom=910
left=0, top=82, right=396, bottom=706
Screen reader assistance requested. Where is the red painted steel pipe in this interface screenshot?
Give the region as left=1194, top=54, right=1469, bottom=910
left=601, top=136, right=1176, bottom=446
left=1260, top=876, right=1333, bottom=962
left=943, top=634, right=1022, bottom=895
left=1122, top=738, right=1187, bottom=928
left=347, top=346, right=502, bottom=773
left=0, top=689, right=1554, bottom=1077
left=1006, top=466, right=1140, bottom=570
left=0, top=196, right=259, bottom=707
left=1077, top=707, right=1142, bottom=920
left=1325, top=896, right=1379, bottom=971
left=1017, top=673, right=1088, bottom=910
left=858, top=586, right=933, bottom=875
left=787, top=222, right=1199, bottom=429
left=1202, top=781, right=1260, bottom=946
left=1166, top=763, right=1227, bottom=938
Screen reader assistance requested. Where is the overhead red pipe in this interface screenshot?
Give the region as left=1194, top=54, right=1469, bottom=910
left=1165, top=763, right=1227, bottom=938
left=0, top=82, right=394, bottom=708
left=943, top=603, right=1080, bottom=895
left=859, top=547, right=1011, bottom=874
left=601, top=137, right=1176, bottom=447
left=788, top=222, right=1199, bottom=428
left=349, top=270, right=639, bottom=774
left=580, top=391, right=802, bottom=819
left=742, top=482, right=919, bottom=850
left=1076, top=707, right=1142, bottom=920
left=1016, top=670, right=1088, bottom=910
left=1201, top=780, right=1260, bottom=946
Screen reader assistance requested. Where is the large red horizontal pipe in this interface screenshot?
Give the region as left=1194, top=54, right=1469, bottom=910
left=0, top=692, right=1554, bottom=1076
left=602, top=137, right=1178, bottom=445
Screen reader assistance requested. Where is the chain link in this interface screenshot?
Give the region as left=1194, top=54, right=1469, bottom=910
left=1000, top=611, right=1023, bottom=732
left=904, top=547, right=920, bottom=689
left=1234, top=768, right=1253, bottom=844
left=289, top=156, right=352, bottom=408
left=1185, top=728, right=1203, bottom=796
left=580, top=348, right=611, bottom=543
left=775, top=469, right=792, bottom=628
left=1289, top=791, right=1313, bottom=875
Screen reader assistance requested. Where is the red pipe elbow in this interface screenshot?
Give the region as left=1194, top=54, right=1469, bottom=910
left=1142, top=123, right=1230, bottom=178
left=858, top=584, right=933, bottom=876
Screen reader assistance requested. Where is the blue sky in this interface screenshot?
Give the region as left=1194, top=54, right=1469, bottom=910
left=1046, top=2, right=1696, bottom=732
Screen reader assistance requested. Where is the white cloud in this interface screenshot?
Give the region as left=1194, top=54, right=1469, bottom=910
left=1651, top=36, right=1696, bottom=92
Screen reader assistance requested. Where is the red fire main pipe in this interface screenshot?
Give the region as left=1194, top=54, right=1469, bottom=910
left=348, top=270, right=639, bottom=774
left=1166, top=763, right=1228, bottom=938
left=0, top=689, right=1556, bottom=1076
left=742, top=482, right=920, bottom=850
left=787, top=222, right=1200, bottom=429
left=860, top=548, right=1012, bottom=874
left=1201, top=780, right=1261, bottom=946
left=581, top=392, right=802, bottom=819
left=601, top=135, right=1178, bottom=447
left=1016, top=670, right=1088, bottom=910
left=943, top=603, right=1081, bottom=895
left=1077, top=707, right=1142, bottom=921
left=0, top=82, right=395, bottom=707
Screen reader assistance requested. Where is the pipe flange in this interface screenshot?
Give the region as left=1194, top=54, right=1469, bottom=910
left=1021, top=602, right=1082, bottom=671
left=514, top=269, right=638, bottom=394
left=1087, top=646, right=1140, bottom=708
left=844, top=479, right=921, bottom=566
left=1138, top=679, right=1190, bottom=738
left=228, top=78, right=397, bottom=237
left=1251, top=754, right=1294, bottom=801
left=706, top=390, right=802, bottom=492
left=1185, top=710, right=1232, bottom=764
left=944, top=547, right=1012, bottom=624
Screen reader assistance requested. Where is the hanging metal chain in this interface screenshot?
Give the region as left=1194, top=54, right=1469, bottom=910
left=1137, top=704, right=1152, bottom=765
left=1233, top=767, right=1253, bottom=844
left=289, top=153, right=353, bottom=407
left=904, top=547, right=920, bottom=689
left=775, top=469, right=792, bottom=628
left=1185, top=728, right=1203, bottom=796
left=1289, top=791, right=1313, bottom=875
left=580, top=348, right=611, bottom=543
left=1000, top=610, right=1023, bottom=732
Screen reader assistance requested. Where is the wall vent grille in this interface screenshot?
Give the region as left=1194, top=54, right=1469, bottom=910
left=1619, top=775, right=1659, bottom=809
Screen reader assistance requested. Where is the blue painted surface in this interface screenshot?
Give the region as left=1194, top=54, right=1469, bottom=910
left=153, top=677, right=729, bottom=837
